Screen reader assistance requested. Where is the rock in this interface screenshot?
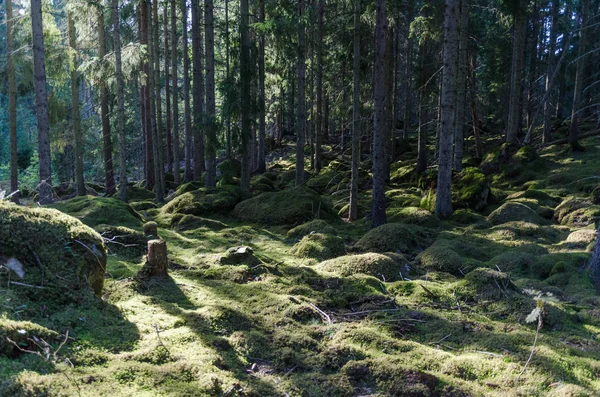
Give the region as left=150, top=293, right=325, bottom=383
left=487, top=202, right=546, bottom=226
left=49, top=195, right=143, bottom=229
left=220, top=246, right=260, bottom=266
left=554, top=197, right=600, bottom=227
left=565, top=229, right=597, bottom=249
left=162, top=186, right=244, bottom=217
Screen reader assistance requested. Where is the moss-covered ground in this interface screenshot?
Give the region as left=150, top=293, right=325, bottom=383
left=3, top=135, right=600, bottom=396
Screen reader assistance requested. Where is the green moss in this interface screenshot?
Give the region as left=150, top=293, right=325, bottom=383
left=487, top=202, right=546, bottom=225
left=162, top=186, right=244, bottom=217
left=417, top=239, right=483, bottom=276
left=487, top=250, right=536, bottom=274
left=129, top=200, right=157, bottom=212
left=233, top=186, right=336, bottom=226
left=287, top=219, right=336, bottom=238
left=452, top=167, right=490, bottom=211
left=0, top=320, right=60, bottom=357
left=354, top=223, right=436, bottom=256
left=217, top=159, right=241, bottom=184
left=291, top=233, right=346, bottom=261
left=126, top=185, right=155, bottom=202
left=174, top=181, right=203, bottom=196
left=564, top=229, right=597, bottom=249
left=554, top=197, right=600, bottom=227
left=318, top=252, right=407, bottom=281
left=172, top=214, right=227, bottom=231
left=95, top=225, right=146, bottom=257
left=386, top=206, right=440, bottom=228
left=50, top=195, right=143, bottom=229
left=305, top=169, right=344, bottom=194
left=456, top=268, right=517, bottom=300
left=278, top=169, right=312, bottom=189
left=0, top=202, right=107, bottom=306
left=448, top=209, right=489, bottom=227
left=386, top=189, right=421, bottom=207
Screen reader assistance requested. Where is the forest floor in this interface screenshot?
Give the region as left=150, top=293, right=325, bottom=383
left=3, top=131, right=600, bottom=396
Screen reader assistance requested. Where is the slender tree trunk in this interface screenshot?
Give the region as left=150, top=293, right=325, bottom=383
left=257, top=0, right=267, bottom=173
left=191, top=0, right=205, bottom=181
left=416, top=91, right=428, bottom=174
left=240, top=0, right=251, bottom=190
left=349, top=0, right=361, bottom=222
left=505, top=3, right=527, bottom=144
left=225, top=0, right=232, bottom=158
left=112, top=0, right=127, bottom=202
left=371, top=0, right=387, bottom=228
left=205, top=0, right=217, bottom=186
left=435, top=0, right=459, bottom=220
left=148, top=0, right=163, bottom=202
left=453, top=0, right=469, bottom=171
left=153, top=0, right=165, bottom=196
left=182, top=0, right=193, bottom=181
left=171, top=0, right=181, bottom=184
left=468, top=51, right=484, bottom=158
left=31, top=0, right=52, bottom=203
left=7, top=0, right=19, bottom=202
left=384, top=26, right=394, bottom=180
left=164, top=5, right=172, bottom=173
left=568, top=0, right=589, bottom=150
left=543, top=0, right=560, bottom=145
left=295, top=0, right=306, bottom=186
left=68, top=14, right=85, bottom=197
left=403, top=0, right=415, bottom=141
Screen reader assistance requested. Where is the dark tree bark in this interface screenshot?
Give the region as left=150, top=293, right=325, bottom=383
left=7, top=0, right=19, bottom=202
left=295, top=0, right=306, bottom=186
left=182, top=0, right=193, bottom=182
left=568, top=0, right=590, bottom=150
left=435, top=0, right=459, bottom=219
left=225, top=0, right=231, bottom=157
left=98, top=4, right=116, bottom=196
left=152, top=0, right=165, bottom=197
left=171, top=0, right=181, bottom=185
left=257, top=0, right=267, bottom=173
left=505, top=1, right=527, bottom=144
left=31, top=0, right=53, bottom=203
left=543, top=0, right=560, bottom=145
left=140, top=2, right=154, bottom=190
left=452, top=0, right=469, bottom=171
left=349, top=0, right=361, bottom=222
left=139, top=239, right=168, bottom=278
left=240, top=0, right=251, bottom=190
left=164, top=4, right=173, bottom=173
left=112, top=1, right=127, bottom=202
left=403, top=0, right=415, bottom=141
left=68, top=14, right=85, bottom=198
left=371, top=0, right=387, bottom=228
left=205, top=0, right=217, bottom=187
left=191, top=0, right=205, bottom=181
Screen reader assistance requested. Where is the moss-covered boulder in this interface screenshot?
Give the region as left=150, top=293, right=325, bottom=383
left=0, top=319, right=60, bottom=357
left=287, top=219, right=336, bottom=238
left=129, top=200, right=157, bottom=212
left=291, top=233, right=346, bottom=261
left=49, top=195, right=143, bottom=229
left=94, top=225, right=146, bottom=257
left=0, top=202, right=107, bottom=305
left=218, top=158, right=242, bottom=185
left=457, top=268, right=517, bottom=300
left=233, top=186, right=335, bottom=226
left=278, top=169, right=312, bottom=189
left=417, top=239, right=482, bottom=276
left=487, top=202, right=546, bottom=226
left=354, top=223, right=436, bottom=256
left=554, top=197, right=600, bottom=227
left=448, top=209, right=489, bottom=227
left=306, top=170, right=344, bottom=194
left=161, top=186, right=244, bottom=217
left=219, top=246, right=260, bottom=266
left=173, top=181, right=203, bottom=197
left=386, top=206, right=440, bottom=228
left=565, top=228, right=597, bottom=249
left=126, top=185, right=155, bottom=202
left=250, top=175, right=275, bottom=193
left=172, top=214, right=227, bottom=230
left=452, top=167, right=490, bottom=211
left=318, top=253, right=407, bottom=281
left=487, top=250, right=536, bottom=274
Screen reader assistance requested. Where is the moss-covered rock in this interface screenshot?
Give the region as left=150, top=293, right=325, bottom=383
left=94, top=225, right=146, bottom=257
left=554, top=197, right=600, bottom=227
left=0, top=202, right=107, bottom=306
left=486, top=250, right=536, bottom=274
left=126, top=185, right=155, bottom=202
left=172, top=214, right=227, bottom=231
left=250, top=175, right=275, bottom=193
left=218, top=158, right=242, bottom=185
left=0, top=319, right=60, bottom=357
left=318, top=253, right=407, bottom=281
left=173, top=181, right=203, bottom=197
left=161, top=186, right=244, bottom=217
left=416, top=239, right=483, bottom=276
left=129, top=200, right=157, bottom=212
left=448, top=209, right=489, bottom=227
left=219, top=246, right=260, bottom=266
left=452, top=167, right=490, bottom=211
left=565, top=228, right=597, bottom=249
left=287, top=219, right=336, bottom=238
left=487, top=202, right=546, bottom=225
left=386, top=206, right=440, bottom=228
left=278, top=169, right=312, bottom=189
left=291, top=233, right=346, bottom=261
left=531, top=253, right=590, bottom=279
left=233, top=186, right=335, bottom=226
left=457, top=268, right=517, bottom=300
left=306, top=170, right=344, bottom=194
left=49, top=195, right=143, bottom=229
left=354, top=223, right=436, bottom=256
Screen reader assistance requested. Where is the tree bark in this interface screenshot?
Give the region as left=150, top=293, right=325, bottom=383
left=31, top=0, right=53, bottom=203
left=349, top=0, right=361, bottom=222
left=7, top=0, right=19, bottom=202
left=225, top=0, right=232, bottom=157
left=505, top=2, right=527, bottom=144
left=182, top=0, right=193, bottom=182
left=371, top=0, right=387, bottom=228
left=257, top=0, right=267, bottom=173
left=435, top=0, right=459, bottom=219
left=164, top=4, right=173, bottom=173
left=152, top=0, right=165, bottom=197
left=240, top=0, right=251, bottom=190
left=295, top=0, right=306, bottom=186
left=568, top=0, right=589, bottom=150
left=403, top=0, right=415, bottom=141
left=191, top=0, right=205, bottom=181
left=204, top=0, right=217, bottom=187
left=147, top=0, right=163, bottom=202
left=171, top=0, right=181, bottom=185
left=543, top=0, right=560, bottom=145
left=112, top=1, right=128, bottom=202
left=140, top=3, right=154, bottom=191
left=452, top=0, right=469, bottom=171
left=139, top=239, right=168, bottom=278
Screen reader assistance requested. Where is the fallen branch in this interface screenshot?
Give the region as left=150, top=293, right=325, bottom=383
left=431, top=334, right=452, bottom=345
left=308, top=302, right=333, bottom=325
left=420, top=284, right=437, bottom=299
left=9, top=281, right=44, bottom=289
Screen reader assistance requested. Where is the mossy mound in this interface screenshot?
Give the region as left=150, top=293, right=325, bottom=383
left=354, top=223, right=436, bottom=256
left=94, top=225, right=147, bottom=257
left=487, top=202, right=546, bottom=225
left=554, top=197, right=600, bottom=227
left=250, top=175, right=275, bottom=193
left=506, top=189, right=558, bottom=205
left=452, top=167, right=490, bottom=211
left=129, top=200, right=157, bottom=212
left=49, top=195, right=143, bottom=229
left=305, top=169, right=344, bottom=194
left=287, top=219, right=336, bottom=238
left=277, top=169, right=312, bottom=189
left=565, top=228, right=597, bottom=249
left=0, top=319, right=60, bottom=357
left=457, top=268, right=517, bottom=301
left=126, top=185, right=155, bottom=202
left=171, top=214, right=227, bottom=231
left=448, top=209, right=489, bottom=227
left=531, top=252, right=590, bottom=279
left=233, top=186, right=335, bottom=226
left=386, top=206, right=440, bottom=228
left=291, top=233, right=346, bottom=261
left=488, top=222, right=564, bottom=244
left=161, top=186, right=244, bottom=217
left=506, top=197, right=555, bottom=219
left=386, top=189, right=421, bottom=207
left=318, top=253, right=407, bottom=281
left=417, top=239, right=482, bottom=276
left=218, top=158, right=242, bottom=184
left=487, top=250, right=536, bottom=274
left=219, top=246, right=261, bottom=266
left=0, top=202, right=107, bottom=307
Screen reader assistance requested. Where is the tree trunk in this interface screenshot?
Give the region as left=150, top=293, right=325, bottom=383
left=435, top=0, right=459, bottom=220
left=152, top=0, right=165, bottom=197
left=452, top=0, right=469, bottom=171
left=543, top=0, right=560, bottom=145
left=204, top=0, right=217, bottom=186
left=7, top=0, right=19, bottom=202
left=371, top=0, right=387, bottom=228
left=182, top=0, right=193, bottom=182
left=147, top=0, right=163, bottom=202
left=240, top=0, right=251, bottom=190
left=505, top=2, right=527, bottom=144
left=416, top=91, right=428, bottom=175
left=191, top=0, right=205, bottom=181
left=403, top=0, right=415, bottom=141
left=568, top=0, right=589, bottom=151
left=468, top=51, right=484, bottom=158
left=349, top=0, right=361, bottom=222
left=164, top=4, right=172, bottom=173
left=68, top=14, right=85, bottom=197
left=139, top=239, right=168, bottom=278
left=98, top=4, right=116, bottom=196
left=295, top=0, right=306, bottom=186
left=257, top=0, right=267, bottom=173
left=140, top=3, right=154, bottom=191
left=225, top=0, right=231, bottom=157
left=31, top=0, right=53, bottom=204
left=112, top=1, right=127, bottom=202
left=171, top=0, right=181, bottom=185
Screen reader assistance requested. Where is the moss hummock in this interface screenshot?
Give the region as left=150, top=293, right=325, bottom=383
left=49, top=195, right=143, bottom=229
left=386, top=206, right=440, bottom=228
left=318, top=253, right=407, bottom=281
left=487, top=202, right=546, bottom=226
left=291, top=233, right=346, bottom=261
left=0, top=319, right=60, bottom=357
left=354, top=223, right=436, bottom=256
left=452, top=167, right=490, bottom=211
left=554, top=197, right=600, bottom=227
left=233, top=186, right=335, bottom=226
left=161, top=186, right=244, bottom=217
left=287, top=219, right=336, bottom=238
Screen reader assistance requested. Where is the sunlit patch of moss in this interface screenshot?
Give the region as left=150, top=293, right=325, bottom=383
left=287, top=219, right=336, bottom=239
left=161, top=186, right=244, bottom=217
left=487, top=202, right=546, bottom=226
left=290, top=233, right=346, bottom=261
left=49, top=195, right=143, bottom=229
left=386, top=206, right=440, bottom=228
left=318, top=253, right=408, bottom=281
left=354, top=223, right=437, bottom=257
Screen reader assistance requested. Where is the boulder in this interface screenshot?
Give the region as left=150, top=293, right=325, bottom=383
left=487, top=202, right=546, bottom=226
left=161, top=186, right=244, bottom=217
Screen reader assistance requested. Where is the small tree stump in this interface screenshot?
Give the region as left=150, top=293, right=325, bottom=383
left=138, top=239, right=168, bottom=279
left=143, top=221, right=159, bottom=239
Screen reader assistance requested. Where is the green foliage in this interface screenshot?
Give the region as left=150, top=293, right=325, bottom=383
left=452, top=167, right=490, bottom=211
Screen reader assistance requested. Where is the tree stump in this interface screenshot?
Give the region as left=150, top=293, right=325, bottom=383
left=143, top=221, right=159, bottom=239
left=138, top=239, right=168, bottom=279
